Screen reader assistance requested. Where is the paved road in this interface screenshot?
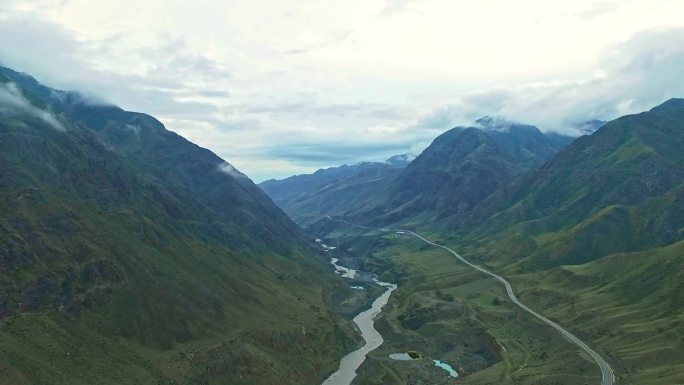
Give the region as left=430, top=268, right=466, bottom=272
left=328, top=217, right=615, bottom=385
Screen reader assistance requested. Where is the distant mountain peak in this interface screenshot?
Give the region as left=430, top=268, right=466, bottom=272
left=474, top=115, right=509, bottom=131
left=574, top=119, right=607, bottom=135
left=474, top=116, right=541, bottom=134
left=386, top=153, right=416, bottom=166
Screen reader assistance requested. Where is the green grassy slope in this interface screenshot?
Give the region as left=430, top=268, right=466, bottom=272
left=509, top=241, right=684, bottom=384
left=466, top=99, right=684, bottom=269
left=0, top=67, right=352, bottom=384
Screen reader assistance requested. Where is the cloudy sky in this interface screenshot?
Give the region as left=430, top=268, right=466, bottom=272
left=1, top=0, right=683, bottom=181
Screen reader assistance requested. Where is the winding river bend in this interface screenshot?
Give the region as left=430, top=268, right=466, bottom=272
left=322, top=258, right=397, bottom=385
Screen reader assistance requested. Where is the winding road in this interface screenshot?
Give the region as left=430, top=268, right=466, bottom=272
left=328, top=217, right=615, bottom=385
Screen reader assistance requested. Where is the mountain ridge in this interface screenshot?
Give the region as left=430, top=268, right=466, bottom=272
left=0, top=66, right=352, bottom=385
left=263, top=121, right=572, bottom=229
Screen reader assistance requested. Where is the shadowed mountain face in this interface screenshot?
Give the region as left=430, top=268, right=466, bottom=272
left=0, top=67, right=351, bottom=384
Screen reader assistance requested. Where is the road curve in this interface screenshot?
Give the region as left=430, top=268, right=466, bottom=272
left=328, top=217, right=615, bottom=385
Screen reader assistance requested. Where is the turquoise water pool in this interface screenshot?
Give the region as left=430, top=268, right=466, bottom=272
left=433, top=360, right=458, bottom=378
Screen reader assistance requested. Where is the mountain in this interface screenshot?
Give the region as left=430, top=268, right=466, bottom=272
left=448, top=99, right=684, bottom=384
left=306, top=101, right=683, bottom=384
left=385, top=153, right=416, bottom=166
left=0, top=67, right=351, bottom=384
left=574, top=119, right=607, bottom=135
left=467, top=99, right=684, bottom=269
left=259, top=156, right=412, bottom=226
left=262, top=121, right=572, bottom=230
left=353, top=121, right=571, bottom=226
left=258, top=99, right=684, bottom=384
left=474, top=116, right=573, bottom=166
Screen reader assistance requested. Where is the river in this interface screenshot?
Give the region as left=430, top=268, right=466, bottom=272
left=322, top=257, right=397, bottom=385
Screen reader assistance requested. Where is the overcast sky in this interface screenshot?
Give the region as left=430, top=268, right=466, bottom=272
left=1, top=0, right=684, bottom=181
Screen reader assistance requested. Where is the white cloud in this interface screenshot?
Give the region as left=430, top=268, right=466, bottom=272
left=0, top=82, right=65, bottom=131
left=218, top=162, right=249, bottom=180
left=0, top=1, right=683, bottom=180
left=578, top=1, right=625, bottom=19
left=378, top=0, right=424, bottom=16
left=407, top=27, right=684, bottom=135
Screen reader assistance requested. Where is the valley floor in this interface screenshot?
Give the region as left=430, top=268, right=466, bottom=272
left=321, top=225, right=684, bottom=385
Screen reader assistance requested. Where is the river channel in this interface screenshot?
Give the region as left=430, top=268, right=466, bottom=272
left=322, top=256, right=397, bottom=385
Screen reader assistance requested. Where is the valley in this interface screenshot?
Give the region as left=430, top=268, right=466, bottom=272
left=319, top=220, right=682, bottom=384
left=2, top=4, right=684, bottom=385
left=263, top=100, right=684, bottom=385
